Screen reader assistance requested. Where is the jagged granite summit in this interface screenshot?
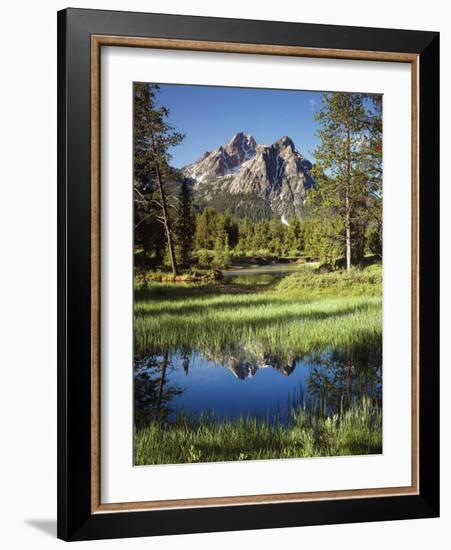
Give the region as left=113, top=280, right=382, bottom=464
left=183, top=132, right=315, bottom=218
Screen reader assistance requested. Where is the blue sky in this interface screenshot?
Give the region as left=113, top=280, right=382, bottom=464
left=152, top=84, right=322, bottom=168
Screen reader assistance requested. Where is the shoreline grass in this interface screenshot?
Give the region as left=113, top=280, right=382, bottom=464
left=134, top=397, right=382, bottom=465
left=134, top=263, right=382, bottom=358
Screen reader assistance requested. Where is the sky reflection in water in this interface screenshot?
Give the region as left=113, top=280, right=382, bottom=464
left=134, top=346, right=382, bottom=426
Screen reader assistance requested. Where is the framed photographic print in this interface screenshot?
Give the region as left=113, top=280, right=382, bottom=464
left=57, top=8, right=439, bottom=541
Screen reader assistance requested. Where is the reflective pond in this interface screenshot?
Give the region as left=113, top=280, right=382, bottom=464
left=221, top=263, right=309, bottom=285
left=134, top=345, right=382, bottom=427
left=134, top=268, right=382, bottom=429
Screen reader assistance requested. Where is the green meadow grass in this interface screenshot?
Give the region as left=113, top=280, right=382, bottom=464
left=134, top=263, right=382, bottom=357
left=134, top=397, right=382, bottom=465
left=133, top=263, right=382, bottom=463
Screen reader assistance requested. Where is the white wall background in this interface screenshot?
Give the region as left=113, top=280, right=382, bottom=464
left=0, top=0, right=448, bottom=547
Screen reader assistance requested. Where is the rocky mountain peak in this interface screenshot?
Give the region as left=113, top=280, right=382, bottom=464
left=183, top=131, right=257, bottom=182
left=274, top=135, right=295, bottom=151
left=225, top=131, right=256, bottom=150
left=184, top=132, right=315, bottom=218
left=223, top=132, right=257, bottom=164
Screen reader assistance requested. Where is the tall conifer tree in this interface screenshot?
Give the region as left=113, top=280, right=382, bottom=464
left=134, top=83, right=184, bottom=278
left=312, top=92, right=368, bottom=270
left=174, top=178, right=195, bottom=268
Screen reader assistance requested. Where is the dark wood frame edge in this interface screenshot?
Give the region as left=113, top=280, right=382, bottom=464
left=58, top=8, right=439, bottom=541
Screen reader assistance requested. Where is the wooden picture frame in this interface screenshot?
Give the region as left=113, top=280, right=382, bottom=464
left=57, top=7, right=439, bottom=541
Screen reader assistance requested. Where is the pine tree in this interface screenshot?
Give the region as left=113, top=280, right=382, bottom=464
left=174, top=178, right=195, bottom=268
left=362, top=95, right=383, bottom=257
left=285, top=217, right=304, bottom=256
left=222, top=233, right=231, bottom=267
left=223, top=212, right=239, bottom=248
left=195, top=207, right=218, bottom=250
left=212, top=232, right=225, bottom=268
left=134, top=83, right=184, bottom=278
left=269, top=218, right=284, bottom=256
left=312, top=92, right=369, bottom=270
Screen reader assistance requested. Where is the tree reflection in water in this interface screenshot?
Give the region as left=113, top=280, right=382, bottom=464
left=134, top=343, right=382, bottom=427
left=134, top=352, right=184, bottom=428
left=306, top=345, right=382, bottom=413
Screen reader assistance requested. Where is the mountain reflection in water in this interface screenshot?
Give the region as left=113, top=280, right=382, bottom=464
left=134, top=345, right=382, bottom=428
